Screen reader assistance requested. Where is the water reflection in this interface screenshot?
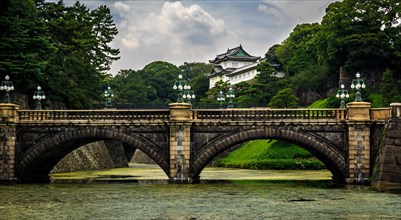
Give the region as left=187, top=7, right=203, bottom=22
left=1, top=164, right=400, bottom=219
left=1, top=180, right=401, bottom=219
left=50, top=163, right=333, bottom=183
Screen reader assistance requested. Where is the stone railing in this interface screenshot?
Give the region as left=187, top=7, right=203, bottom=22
left=370, top=108, right=391, bottom=121
left=18, top=109, right=170, bottom=122
left=192, top=108, right=347, bottom=121
left=15, top=107, right=394, bottom=123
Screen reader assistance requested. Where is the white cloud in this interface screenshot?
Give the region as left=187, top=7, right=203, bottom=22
left=113, top=1, right=130, bottom=15
left=257, top=3, right=282, bottom=18
left=111, top=1, right=229, bottom=72
left=108, top=0, right=337, bottom=74
left=50, top=0, right=338, bottom=74
left=262, top=0, right=332, bottom=24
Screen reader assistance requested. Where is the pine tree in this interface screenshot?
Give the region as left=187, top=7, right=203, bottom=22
left=380, top=69, right=401, bottom=105
left=0, top=0, right=55, bottom=94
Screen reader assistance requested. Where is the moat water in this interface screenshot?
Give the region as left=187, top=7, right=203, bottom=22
left=1, top=164, right=400, bottom=219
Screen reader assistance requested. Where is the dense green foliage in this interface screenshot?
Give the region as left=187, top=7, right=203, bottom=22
left=269, top=88, right=299, bottom=108
left=0, top=0, right=55, bottom=95
left=213, top=0, right=401, bottom=108
left=267, top=0, right=401, bottom=107
left=217, top=140, right=325, bottom=170
left=2, top=0, right=400, bottom=109
left=111, top=62, right=213, bottom=105
left=0, top=0, right=119, bottom=108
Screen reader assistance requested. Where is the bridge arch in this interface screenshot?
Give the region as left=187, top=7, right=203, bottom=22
left=191, top=127, right=347, bottom=183
left=16, top=128, right=169, bottom=182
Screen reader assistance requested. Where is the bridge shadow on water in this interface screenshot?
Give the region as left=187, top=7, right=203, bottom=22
left=50, top=175, right=342, bottom=190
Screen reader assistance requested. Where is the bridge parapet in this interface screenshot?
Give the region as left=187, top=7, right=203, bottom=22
left=370, top=108, right=391, bottom=121
left=193, top=108, right=347, bottom=121
left=390, top=103, right=401, bottom=118
left=18, top=109, right=170, bottom=123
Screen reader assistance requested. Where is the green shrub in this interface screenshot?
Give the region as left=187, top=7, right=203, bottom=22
left=218, top=159, right=325, bottom=170
left=368, top=93, right=387, bottom=108
left=216, top=139, right=326, bottom=170
left=308, top=99, right=329, bottom=108
left=259, top=140, right=311, bottom=159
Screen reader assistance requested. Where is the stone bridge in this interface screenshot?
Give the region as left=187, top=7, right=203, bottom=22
left=0, top=102, right=399, bottom=185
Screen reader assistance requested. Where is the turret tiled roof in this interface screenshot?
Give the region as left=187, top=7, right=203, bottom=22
left=209, top=45, right=260, bottom=64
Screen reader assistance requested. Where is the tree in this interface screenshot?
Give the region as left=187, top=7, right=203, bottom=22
left=275, top=23, right=320, bottom=76
left=290, top=65, right=334, bottom=99
left=37, top=1, right=120, bottom=108
left=200, top=80, right=230, bottom=104
left=233, top=81, right=259, bottom=105
left=111, top=69, right=148, bottom=105
left=318, top=0, right=398, bottom=73
left=380, top=68, right=401, bottom=105
left=90, top=5, right=120, bottom=73
left=0, top=0, right=55, bottom=95
left=269, top=88, right=299, bottom=108
left=264, top=44, right=281, bottom=65
left=179, top=62, right=213, bottom=104
left=252, top=60, right=281, bottom=104
left=140, top=61, right=180, bottom=104
left=231, top=60, right=286, bottom=106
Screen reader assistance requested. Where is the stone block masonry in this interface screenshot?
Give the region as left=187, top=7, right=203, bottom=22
left=346, top=102, right=371, bottom=183
left=373, top=103, right=401, bottom=191
left=0, top=103, right=19, bottom=181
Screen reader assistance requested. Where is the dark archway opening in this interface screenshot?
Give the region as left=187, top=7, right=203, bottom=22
left=191, top=128, right=347, bottom=184
left=16, top=128, right=169, bottom=183
left=198, top=139, right=332, bottom=183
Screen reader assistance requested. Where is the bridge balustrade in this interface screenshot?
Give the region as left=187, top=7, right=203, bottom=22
left=15, top=108, right=350, bottom=123
left=370, top=108, right=391, bottom=121
left=193, top=108, right=347, bottom=121
left=18, top=109, right=170, bottom=122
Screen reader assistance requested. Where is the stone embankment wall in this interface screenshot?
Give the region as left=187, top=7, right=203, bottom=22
left=51, top=141, right=129, bottom=173
left=372, top=106, right=401, bottom=191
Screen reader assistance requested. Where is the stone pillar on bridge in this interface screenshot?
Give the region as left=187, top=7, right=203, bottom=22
left=0, top=103, right=19, bottom=182
left=346, top=102, right=371, bottom=184
left=168, top=103, right=192, bottom=183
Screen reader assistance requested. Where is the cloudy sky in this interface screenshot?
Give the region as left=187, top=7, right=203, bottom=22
left=53, top=0, right=337, bottom=74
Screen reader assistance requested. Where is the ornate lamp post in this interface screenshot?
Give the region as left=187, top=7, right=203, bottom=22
left=217, top=90, right=225, bottom=109
left=335, top=84, right=349, bottom=108
left=182, top=89, right=195, bottom=104
left=33, top=85, right=46, bottom=110
left=0, top=75, right=14, bottom=103
left=226, top=87, right=235, bottom=108
left=173, top=74, right=194, bottom=103
left=350, top=72, right=366, bottom=102
left=104, top=86, right=113, bottom=108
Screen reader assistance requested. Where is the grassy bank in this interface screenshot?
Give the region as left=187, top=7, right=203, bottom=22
left=216, top=140, right=325, bottom=170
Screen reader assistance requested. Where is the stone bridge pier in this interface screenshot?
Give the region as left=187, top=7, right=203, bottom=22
left=0, top=103, right=18, bottom=181
left=346, top=102, right=372, bottom=183
left=168, top=103, right=193, bottom=183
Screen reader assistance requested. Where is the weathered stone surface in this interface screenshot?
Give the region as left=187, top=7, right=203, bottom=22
left=131, top=149, right=155, bottom=164
left=372, top=180, right=401, bottom=192
left=372, top=117, right=401, bottom=191
left=51, top=141, right=125, bottom=173
left=379, top=165, right=401, bottom=175
left=387, top=130, right=401, bottom=138
left=104, top=140, right=129, bottom=167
